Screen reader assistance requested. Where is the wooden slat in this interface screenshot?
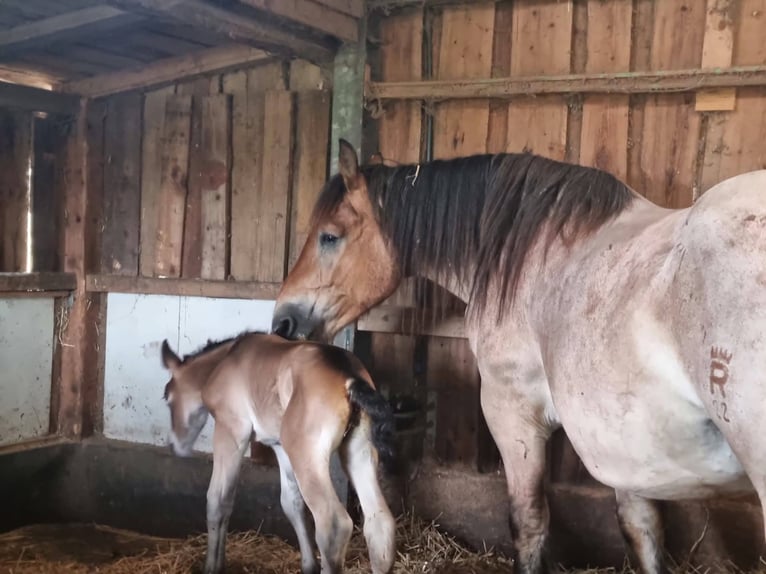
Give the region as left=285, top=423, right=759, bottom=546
left=255, top=91, right=294, bottom=282
left=86, top=274, right=280, bottom=299
left=0, top=109, right=31, bottom=272
left=240, top=0, right=358, bottom=43
left=101, top=93, right=142, bottom=275
left=63, top=45, right=271, bottom=98
left=107, top=0, right=335, bottom=64
left=695, top=0, right=736, bottom=111
left=429, top=3, right=493, bottom=468
left=700, top=0, right=766, bottom=193
left=289, top=91, right=331, bottom=271
left=365, top=65, right=766, bottom=100
left=31, top=117, right=60, bottom=271
left=506, top=0, right=572, bottom=161
left=84, top=100, right=106, bottom=274
left=637, top=1, right=706, bottom=208
left=579, top=0, right=632, bottom=181
left=199, top=95, right=229, bottom=280
left=358, top=306, right=465, bottom=339
left=486, top=0, right=512, bottom=154
left=0, top=7, right=140, bottom=57
left=0, top=81, right=78, bottom=115
left=180, top=79, right=218, bottom=279
left=0, top=271, right=76, bottom=292
left=139, top=86, right=174, bottom=277
left=153, top=95, right=192, bottom=277
left=315, top=0, right=363, bottom=19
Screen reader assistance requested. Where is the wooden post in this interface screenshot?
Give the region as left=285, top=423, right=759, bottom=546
left=50, top=100, right=105, bottom=438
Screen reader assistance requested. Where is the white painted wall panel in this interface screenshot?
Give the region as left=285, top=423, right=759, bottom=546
left=0, top=297, right=54, bottom=446
left=102, top=293, right=275, bottom=452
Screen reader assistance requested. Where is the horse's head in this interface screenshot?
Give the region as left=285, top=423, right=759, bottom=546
left=160, top=340, right=209, bottom=457
left=272, top=140, right=401, bottom=341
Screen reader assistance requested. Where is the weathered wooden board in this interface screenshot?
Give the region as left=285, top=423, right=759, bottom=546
left=700, top=0, right=766, bottom=193
left=182, top=95, right=230, bottom=280
left=102, top=93, right=142, bottom=275
left=139, top=86, right=175, bottom=278
left=255, top=90, right=294, bottom=282
left=0, top=109, right=32, bottom=272
left=695, top=0, right=736, bottom=112
left=506, top=0, right=572, bottom=160
left=578, top=0, right=632, bottom=181
left=227, top=63, right=286, bottom=281
left=84, top=101, right=106, bottom=275
left=487, top=0, right=512, bottom=154
left=635, top=1, right=706, bottom=208
left=289, top=90, right=331, bottom=271
left=153, top=95, right=192, bottom=277
left=430, top=3, right=493, bottom=467
left=32, top=116, right=62, bottom=272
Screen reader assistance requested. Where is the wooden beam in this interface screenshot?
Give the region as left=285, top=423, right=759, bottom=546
left=368, top=0, right=494, bottom=11
left=357, top=305, right=467, bottom=339
left=315, top=0, right=363, bottom=18
left=0, top=81, right=79, bottom=114
left=239, top=0, right=359, bottom=43
left=107, top=0, right=336, bottom=64
left=0, top=7, right=141, bottom=58
left=63, top=45, right=271, bottom=97
left=0, top=272, right=76, bottom=292
left=366, top=65, right=766, bottom=101
left=86, top=274, right=281, bottom=300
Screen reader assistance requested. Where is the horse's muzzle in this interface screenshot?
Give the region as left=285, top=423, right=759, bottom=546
left=271, top=302, right=322, bottom=341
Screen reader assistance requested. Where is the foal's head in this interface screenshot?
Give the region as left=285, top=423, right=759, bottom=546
left=160, top=340, right=211, bottom=457
left=273, top=140, right=400, bottom=341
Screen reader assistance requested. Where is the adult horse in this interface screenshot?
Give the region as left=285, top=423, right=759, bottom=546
left=272, top=139, right=766, bottom=574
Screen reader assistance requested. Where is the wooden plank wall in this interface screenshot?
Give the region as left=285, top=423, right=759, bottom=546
left=83, top=59, right=332, bottom=287
left=368, top=0, right=766, bottom=479
left=0, top=109, right=32, bottom=272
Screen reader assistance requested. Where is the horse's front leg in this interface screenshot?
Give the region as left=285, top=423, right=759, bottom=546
left=204, top=422, right=250, bottom=574
left=614, top=491, right=668, bottom=574
left=479, top=366, right=554, bottom=574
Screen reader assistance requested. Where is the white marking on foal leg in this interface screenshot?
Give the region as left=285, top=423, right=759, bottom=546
left=615, top=490, right=668, bottom=574
left=273, top=445, right=319, bottom=574
left=204, top=423, right=250, bottom=574
left=340, top=423, right=396, bottom=574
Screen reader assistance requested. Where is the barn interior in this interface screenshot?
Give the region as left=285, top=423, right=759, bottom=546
left=1, top=0, right=765, bottom=572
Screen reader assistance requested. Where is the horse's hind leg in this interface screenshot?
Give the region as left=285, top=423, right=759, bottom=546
left=204, top=422, right=251, bottom=574
left=339, top=421, right=396, bottom=574
left=283, top=433, right=353, bottom=574
left=614, top=490, right=669, bottom=574
left=272, top=445, right=320, bottom=574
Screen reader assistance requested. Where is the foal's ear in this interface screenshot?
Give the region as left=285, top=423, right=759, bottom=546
left=161, top=339, right=181, bottom=370
left=338, top=138, right=359, bottom=187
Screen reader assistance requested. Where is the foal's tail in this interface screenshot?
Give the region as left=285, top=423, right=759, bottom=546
left=346, top=378, right=396, bottom=473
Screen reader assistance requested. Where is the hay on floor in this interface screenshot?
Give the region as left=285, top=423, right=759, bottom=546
left=0, top=513, right=763, bottom=574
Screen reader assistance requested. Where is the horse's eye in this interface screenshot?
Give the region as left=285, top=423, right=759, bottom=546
left=319, top=232, right=340, bottom=248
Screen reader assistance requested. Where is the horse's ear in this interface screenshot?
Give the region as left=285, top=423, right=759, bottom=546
left=161, top=339, right=181, bottom=370
left=338, top=138, right=359, bottom=187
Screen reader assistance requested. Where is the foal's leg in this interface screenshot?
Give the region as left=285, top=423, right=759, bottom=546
left=614, top=490, right=668, bottom=574
left=339, top=422, right=396, bottom=574
left=283, top=433, right=353, bottom=574
left=272, top=444, right=320, bottom=574
left=479, top=371, right=552, bottom=574
left=204, top=422, right=251, bottom=574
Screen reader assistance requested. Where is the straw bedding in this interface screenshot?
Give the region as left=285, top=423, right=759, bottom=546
left=0, top=513, right=762, bottom=574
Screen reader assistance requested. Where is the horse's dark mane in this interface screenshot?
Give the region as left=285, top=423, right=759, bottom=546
left=312, top=152, right=635, bottom=317
left=181, top=329, right=268, bottom=362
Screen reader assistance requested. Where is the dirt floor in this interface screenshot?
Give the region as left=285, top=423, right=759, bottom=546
left=0, top=515, right=762, bottom=574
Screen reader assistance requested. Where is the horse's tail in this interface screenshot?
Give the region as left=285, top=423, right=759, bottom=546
left=346, top=377, right=396, bottom=473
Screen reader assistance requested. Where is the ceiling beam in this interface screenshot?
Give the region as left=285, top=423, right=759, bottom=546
left=62, top=44, right=272, bottom=97
left=0, top=7, right=142, bottom=58
left=0, top=81, right=80, bottom=115
left=107, top=0, right=336, bottom=64
left=237, top=0, right=359, bottom=43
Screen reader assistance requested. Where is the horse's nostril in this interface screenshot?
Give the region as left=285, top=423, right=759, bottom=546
left=273, top=316, right=296, bottom=338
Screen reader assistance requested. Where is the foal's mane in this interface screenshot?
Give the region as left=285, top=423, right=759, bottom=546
left=181, top=329, right=268, bottom=362
left=312, top=152, right=635, bottom=317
